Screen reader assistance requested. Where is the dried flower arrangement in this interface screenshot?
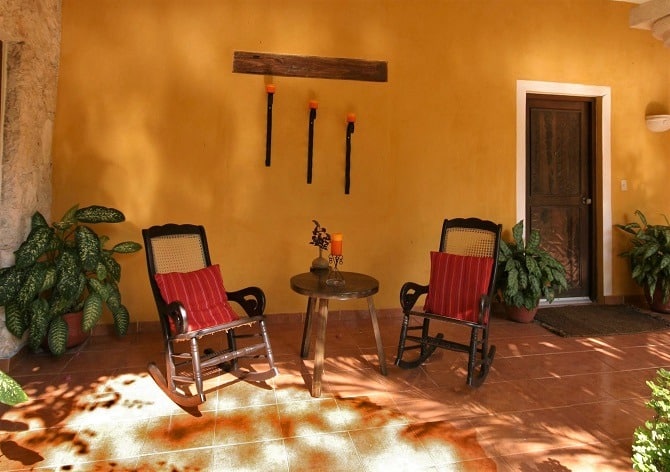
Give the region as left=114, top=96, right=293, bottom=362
left=309, top=220, right=330, bottom=270
left=309, top=220, right=331, bottom=251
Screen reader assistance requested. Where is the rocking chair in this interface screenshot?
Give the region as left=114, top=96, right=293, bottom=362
left=142, top=223, right=278, bottom=406
left=395, top=217, right=502, bottom=387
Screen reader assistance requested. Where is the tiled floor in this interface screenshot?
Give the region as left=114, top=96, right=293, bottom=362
left=1, top=307, right=668, bottom=471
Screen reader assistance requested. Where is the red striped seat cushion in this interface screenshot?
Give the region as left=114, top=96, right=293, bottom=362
left=423, top=252, right=494, bottom=323
left=154, top=264, right=239, bottom=333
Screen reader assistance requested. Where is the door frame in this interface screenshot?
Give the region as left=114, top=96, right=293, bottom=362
left=516, top=80, right=612, bottom=301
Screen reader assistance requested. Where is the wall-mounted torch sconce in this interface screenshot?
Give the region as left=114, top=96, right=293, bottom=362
left=646, top=114, right=670, bottom=132
left=307, top=100, right=318, bottom=183
left=265, top=84, right=276, bottom=166
left=345, top=113, right=356, bottom=195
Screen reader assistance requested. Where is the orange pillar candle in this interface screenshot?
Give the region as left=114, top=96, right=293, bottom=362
left=331, top=233, right=343, bottom=256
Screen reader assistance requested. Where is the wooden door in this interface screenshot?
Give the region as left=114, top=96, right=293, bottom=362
left=526, top=94, right=595, bottom=299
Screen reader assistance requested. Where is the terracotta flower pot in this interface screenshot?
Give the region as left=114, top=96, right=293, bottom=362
left=42, top=311, right=89, bottom=350
left=505, top=304, right=539, bottom=323
left=645, top=286, right=670, bottom=314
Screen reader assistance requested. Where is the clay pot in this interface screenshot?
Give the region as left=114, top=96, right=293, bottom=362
left=645, top=286, right=670, bottom=314
left=505, top=304, right=539, bottom=323
left=42, top=311, right=89, bottom=350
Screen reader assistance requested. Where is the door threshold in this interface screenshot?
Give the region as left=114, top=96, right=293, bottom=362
left=540, top=297, right=593, bottom=307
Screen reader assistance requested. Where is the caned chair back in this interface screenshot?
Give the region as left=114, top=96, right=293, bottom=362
left=439, top=218, right=501, bottom=295
left=143, top=224, right=213, bottom=311
left=441, top=227, right=498, bottom=258
left=149, top=234, right=208, bottom=274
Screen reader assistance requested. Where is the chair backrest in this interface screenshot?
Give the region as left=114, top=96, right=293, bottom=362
left=440, top=217, right=502, bottom=294
left=423, top=218, right=502, bottom=323
left=142, top=224, right=212, bottom=313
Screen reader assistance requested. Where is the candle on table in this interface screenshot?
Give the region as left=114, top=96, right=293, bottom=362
left=331, top=233, right=343, bottom=256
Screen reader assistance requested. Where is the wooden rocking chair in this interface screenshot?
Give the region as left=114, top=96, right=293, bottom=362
left=142, top=223, right=278, bottom=406
left=395, top=217, right=502, bottom=387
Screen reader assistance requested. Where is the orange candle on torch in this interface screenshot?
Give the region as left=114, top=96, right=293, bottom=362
left=309, top=99, right=319, bottom=109
left=346, top=113, right=356, bottom=123
left=331, top=233, right=343, bottom=256
left=266, top=84, right=276, bottom=93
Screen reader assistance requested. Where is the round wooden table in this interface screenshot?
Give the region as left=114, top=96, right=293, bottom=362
left=290, top=271, right=388, bottom=397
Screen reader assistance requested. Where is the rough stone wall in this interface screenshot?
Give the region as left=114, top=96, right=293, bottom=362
left=0, top=1, right=61, bottom=358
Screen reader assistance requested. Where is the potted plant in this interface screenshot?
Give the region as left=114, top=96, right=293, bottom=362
left=616, top=210, right=670, bottom=313
left=632, top=368, right=670, bottom=471
left=0, top=204, right=142, bottom=355
left=496, top=220, right=568, bottom=322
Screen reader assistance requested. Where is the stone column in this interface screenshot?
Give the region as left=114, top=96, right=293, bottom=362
left=0, top=1, right=61, bottom=361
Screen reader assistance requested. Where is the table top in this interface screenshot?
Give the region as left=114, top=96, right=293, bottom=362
left=290, top=271, right=379, bottom=300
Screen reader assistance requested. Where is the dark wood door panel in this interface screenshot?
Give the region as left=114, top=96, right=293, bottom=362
left=527, top=95, right=594, bottom=299
left=529, top=205, right=589, bottom=297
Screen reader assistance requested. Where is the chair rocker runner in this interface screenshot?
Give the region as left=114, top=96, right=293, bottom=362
left=143, top=224, right=278, bottom=406
left=395, top=217, right=502, bottom=387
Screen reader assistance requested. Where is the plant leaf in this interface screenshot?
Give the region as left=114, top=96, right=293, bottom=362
left=28, top=299, right=49, bottom=351
left=4, top=303, right=28, bottom=338
left=112, top=304, right=130, bottom=336
left=75, top=206, right=125, bottom=224
left=47, top=317, right=68, bottom=356
left=0, top=370, right=28, bottom=406
left=82, top=293, right=103, bottom=332
left=75, top=226, right=101, bottom=271
left=14, top=226, right=54, bottom=269
left=111, top=241, right=142, bottom=254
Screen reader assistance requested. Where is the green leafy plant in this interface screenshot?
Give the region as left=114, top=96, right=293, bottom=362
left=616, top=210, right=670, bottom=304
left=0, top=204, right=141, bottom=355
left=0, top=370, right=28, bottom=406
left=495, top=220, right=568, bottom=309
left=633, top=368, right=670, bottom=471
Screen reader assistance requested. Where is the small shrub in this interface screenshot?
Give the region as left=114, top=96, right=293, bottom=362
left=633, top=368, right=670, bottom=471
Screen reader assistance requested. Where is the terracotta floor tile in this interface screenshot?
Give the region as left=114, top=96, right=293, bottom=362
left=0, top=311, right=666, bottom=470
left=211, top=439, right=289, bottom=471
left=349, top=424, right=435, bottom=471
left=134, top=447, right=214, bottom=471
left=278, top=398, right=350, bottom=437
left=499, top=439, right=634, bottom=471
left=214, top=404, right=283, bottom=445
left=140, top=412, right=216, bottom=454
left=284, top=432, right=364, bottom=472
left=469, top=409, right=594, bottom=457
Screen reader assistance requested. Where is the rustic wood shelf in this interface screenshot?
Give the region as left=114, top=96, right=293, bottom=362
left=233, top=51, right=388, bottom=83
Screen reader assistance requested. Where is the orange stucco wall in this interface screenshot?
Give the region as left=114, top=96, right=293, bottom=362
left=51, top=0, right=670, bottom=322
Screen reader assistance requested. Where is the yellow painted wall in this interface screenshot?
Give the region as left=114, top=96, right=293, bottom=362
left=51, top=0, right=670, bottom=322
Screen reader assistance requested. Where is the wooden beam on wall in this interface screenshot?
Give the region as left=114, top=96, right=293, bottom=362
left=233, top=51, right=388, bottom=83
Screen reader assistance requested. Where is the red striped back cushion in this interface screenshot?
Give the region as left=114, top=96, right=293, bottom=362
left=154, top=264, right=239, bottom=333
left=423, top=252, right=494, bottom=323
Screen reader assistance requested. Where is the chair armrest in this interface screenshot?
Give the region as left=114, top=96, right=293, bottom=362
left=226, top=286, right=266, bottom=317
left=400, top=282, right=429, bottom=312
left=161, top=301, right=189, bottom=334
